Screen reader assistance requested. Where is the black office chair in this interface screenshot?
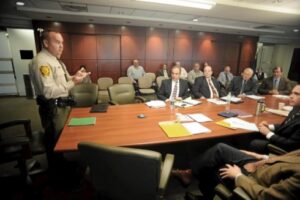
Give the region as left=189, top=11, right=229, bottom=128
left=78, top=142, right=174, bottom=200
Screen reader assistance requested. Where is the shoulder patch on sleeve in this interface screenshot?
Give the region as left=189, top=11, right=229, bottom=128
left=39, top=65, right=51, bottom=77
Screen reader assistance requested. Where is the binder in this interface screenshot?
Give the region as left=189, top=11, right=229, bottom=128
left=159, top=121, right=191, bottom=137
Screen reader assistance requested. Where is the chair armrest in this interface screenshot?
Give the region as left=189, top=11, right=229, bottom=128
left=233, top=187, right=251, bottom=200
left=109, top=100, right=119, bottom=105
left=158, top=154, right=174, bottom=195
left=267, top=144, right=287, bottom=155
left=135, top=96, right=146, bottom=103
left=215, top=183, right=233, bottom=200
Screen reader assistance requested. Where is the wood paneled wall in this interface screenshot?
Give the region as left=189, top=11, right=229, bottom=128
left=33, top=21, right=258, bottom=83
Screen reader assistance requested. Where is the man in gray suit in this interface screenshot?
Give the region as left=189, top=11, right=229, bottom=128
left=157, top=65, right=190, bottom=101
left=258, top=66, right=291, bottom=95
left=229, top=68, right=257, bottom=97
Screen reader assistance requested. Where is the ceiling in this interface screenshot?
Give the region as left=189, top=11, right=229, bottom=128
left=1, top=0, right=300, bottom=43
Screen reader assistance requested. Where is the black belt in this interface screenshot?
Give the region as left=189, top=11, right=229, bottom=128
left=36, top=95, right=76, bottom=107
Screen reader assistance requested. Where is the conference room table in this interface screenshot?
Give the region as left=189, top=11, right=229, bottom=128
left=55, top=96, right=289, bottom=152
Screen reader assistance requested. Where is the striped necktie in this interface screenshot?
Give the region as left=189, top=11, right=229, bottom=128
left=240, top=80, right=246, bottom=94
left=208, top=78, right=218, bottom=98
left=172, top=80, right=178, bottom=99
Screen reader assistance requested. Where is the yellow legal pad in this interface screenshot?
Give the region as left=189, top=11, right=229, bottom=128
left=159, top=121, right=191, bottom=138
left=215, top=120, right=237, bottom=129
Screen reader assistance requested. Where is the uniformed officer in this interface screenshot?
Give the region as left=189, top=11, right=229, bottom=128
left=29, top=30, right=90, bottom=167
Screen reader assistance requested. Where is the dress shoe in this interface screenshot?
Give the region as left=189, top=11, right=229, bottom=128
left=171, top=169, right=192, bottom=187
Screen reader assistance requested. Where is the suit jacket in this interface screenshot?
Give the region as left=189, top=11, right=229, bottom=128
left=269, top=107, right=300, bottom=151
left=258, top=76, right=291, bottom=95
left=192, top=76, right=224, bottom=99
left=236, top=149, right=300, bottom=200
left=229, top=76, right=257, bottom=96
left=157, top=79, right=190, bottom=101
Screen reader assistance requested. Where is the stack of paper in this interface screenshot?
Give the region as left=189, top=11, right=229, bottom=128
left=216, top=118, right=258, bottom=131
left=207, top=99, right=228, bottom=105
left=265, top=108, right=289, bottom=117
left=188, top=113, right=212, bottom=122
left=272, top=95, right=290, bottom=100
left=175, top=113, right=193, bottom=122
left=220, top=96, right=242, bottom=103
left=183, top=97, right=201, bottom=105
left=159, top=121, right=211, bottom=138
left=146, top=100, right=166, bottom=108
left=174, top=101, right=193, bottom=108
left=246, top=95, right=265, bottom=100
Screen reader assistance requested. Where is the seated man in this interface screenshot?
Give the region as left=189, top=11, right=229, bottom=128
left=192, top=65, right=223, bottom=99
left=229, top=67, right=257, bottom=97
left=258, top=66, right=291, bottom=95
left=250, top=84, right=300, bottom=153
left=188, top=62, right=204, bottom=85
left=127, top=59, right=145, bottom=84
left=156, top=63, right=170, bottom=78
left=173, top=143, right=300, bottom=200
left=175, top=61, right=188, bottom=80
left=217, top=65, right=234, bottom=90
left=157, top=65, right=190, bottom=101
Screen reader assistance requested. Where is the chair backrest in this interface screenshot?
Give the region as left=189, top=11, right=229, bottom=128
left=145, top=72, right=156, bottom=82
left=108, top=84, right=136, bottom=105
left=156, top=76, right=168, bottom=89
left=97, top=77, right=113, bottom=90
left=138, top=76, right=153, bottom=89
left=118, top=76, right=133, bottom=84
left=70, top=83, right=98, bottom=107
left=78, top=142, right=162, bottom=200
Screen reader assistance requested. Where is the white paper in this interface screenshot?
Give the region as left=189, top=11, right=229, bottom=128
left=182, top=122, right=211, bottom=134
left=220, top=96, right=242, bottom=103
left=223, top=118, right=259, bottom=131
left=272, top=95, right=290, bottom=100
left=265, top=108, right=289, bottom=117
left=146, top=100, right=166, bottom=108
left=246, top=95, right=265, bottom=100
left=174, top=101, right=193, bottom=108
left=175, top=113, right=193, bottom=122
left=183, top=97, right=201, bottom=105
left=207, top=98, right=228, bottom=105
left=188, top=113, right=213, bottom=122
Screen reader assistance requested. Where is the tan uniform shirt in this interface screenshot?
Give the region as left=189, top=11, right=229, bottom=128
left=29, top=49, right=74, bottom=99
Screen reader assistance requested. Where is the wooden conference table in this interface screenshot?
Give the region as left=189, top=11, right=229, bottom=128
left=55, top=96, right=289, bottom=152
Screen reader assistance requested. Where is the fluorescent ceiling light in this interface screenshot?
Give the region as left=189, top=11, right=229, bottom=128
left=136, top=0, right=216, bottom=10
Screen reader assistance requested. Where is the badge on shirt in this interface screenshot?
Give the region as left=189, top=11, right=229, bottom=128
left=39, top=65, right=51, bottom=77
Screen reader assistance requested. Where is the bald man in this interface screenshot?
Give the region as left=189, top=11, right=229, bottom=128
left=229, top=68, right=258, bottom=97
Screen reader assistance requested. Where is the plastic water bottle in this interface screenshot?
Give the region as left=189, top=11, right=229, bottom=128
left=226, top=92, right=231, bottom=112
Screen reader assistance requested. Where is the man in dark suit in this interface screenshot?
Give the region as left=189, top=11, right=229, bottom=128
left=258, top=66, right=291, bottom=95
left=157, top=65, right=190, bottom=101
left=229, top=67, right=257, bottom=97
left=156, top=63, right=170, bottom=78
left=192, top=65, right=224, bottom=99
left=250, top=84, right=300, bottom=153
left=172, top=143, right=300, bottom=200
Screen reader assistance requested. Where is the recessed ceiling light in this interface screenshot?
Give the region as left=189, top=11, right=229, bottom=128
left=16, top=1, right=25, bottom=6
left=89, top=24, right=94, bottom=28
left=192, top=18, right=198, bottom=22
left=150, top=27, right=154, bottom=31
left=293, top=29, right=299, bottom=33
left=136, top=0, right=216, bottom=10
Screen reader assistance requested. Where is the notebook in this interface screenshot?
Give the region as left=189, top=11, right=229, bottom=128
left=68, top=117, right=96, bottom=126
left=90, top=103, right=109, bottom=113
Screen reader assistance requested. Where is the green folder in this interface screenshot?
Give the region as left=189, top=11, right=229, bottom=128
left=68, top=117, right=96, bottom=126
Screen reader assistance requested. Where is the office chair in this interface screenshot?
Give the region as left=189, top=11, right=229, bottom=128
left=138, top=76, right=156, bottom=95
left=108, top=83, right=145, bottom=105
left=78, top=142, right=174, bottom=200
left=0, top=119, right=46, bottom=186
left=97, top=77, right=113, bottom=103
left=70, top=83, right=98, bottom=107
left=156, top=76, right=168, bottom=90
left=118, top=76, right=133, bottom=84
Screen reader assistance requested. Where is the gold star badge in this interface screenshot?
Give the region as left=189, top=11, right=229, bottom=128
left=39, top=65, right=51, bottom=77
